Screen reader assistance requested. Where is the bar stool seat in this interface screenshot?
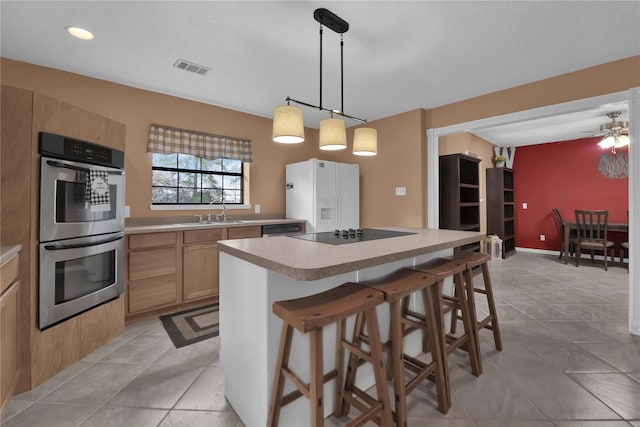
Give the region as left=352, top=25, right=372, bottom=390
left=267, top=282, right=393, bottom=427
left=345, top=269, right=451, bottom=427
left=412, top=258, right=482, bottom=378
left=451, top=252, right=502, bottom=358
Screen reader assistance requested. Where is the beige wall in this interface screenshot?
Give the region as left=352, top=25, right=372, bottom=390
left=2, top=55, right=639, bottom=228
left=426, top=56, right=640, bottom=128
left=322, top=109, right=427, bottom=227
left=0, top=58, right=320, bottom=219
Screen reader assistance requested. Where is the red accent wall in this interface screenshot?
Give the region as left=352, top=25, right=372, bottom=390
left=513, top=137, right=628, bottom=251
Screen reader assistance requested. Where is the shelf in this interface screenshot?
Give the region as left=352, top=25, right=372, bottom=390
left=487, top=167, right=516, bottom=259
left=440, top=154, right=480, bottom=252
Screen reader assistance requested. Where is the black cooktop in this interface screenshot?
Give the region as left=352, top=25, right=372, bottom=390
left=290, top=228, right=416, bottom=245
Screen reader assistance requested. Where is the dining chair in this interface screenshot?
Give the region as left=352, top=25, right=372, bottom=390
left=552, top=208, right=575, bottom=260
left=620, top=210, right=629, bottom=269
left=573, top=210, right=615, bottom=271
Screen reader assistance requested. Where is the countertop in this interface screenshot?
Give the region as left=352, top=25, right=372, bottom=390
left=0, top=244, right=22, bottom=266
left=125, top=218, right=304, bottom=234
left=218, top=227, right=485, bottom=281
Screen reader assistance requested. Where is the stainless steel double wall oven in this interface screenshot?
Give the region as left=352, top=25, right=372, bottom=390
left=39, top=132, right=125, bottom=329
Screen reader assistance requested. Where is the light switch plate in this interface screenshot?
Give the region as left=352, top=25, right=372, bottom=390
left=522, top=202, right=528, bottom=209
left=395, top=186, right=406, bottom=196
left=124, top=205, right=130, bottom=218
left=254, top=204, right=261, bottom=214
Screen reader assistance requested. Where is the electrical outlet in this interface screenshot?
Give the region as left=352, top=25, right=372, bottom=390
left=522, top=202, right=528, bottom=209
left=540, top=234, right=545, bottom=241
left=395, top=186, right=406, bottom=196
left=254, top=204, right=261, bottom=214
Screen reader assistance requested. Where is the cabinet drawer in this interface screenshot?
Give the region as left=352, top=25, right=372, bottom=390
left=128, top=248, right=177, bottom=280
left=128, top=232, right=177, bottom=250
left=184, top=228, right=225, bottom=244
left=1, top=254, right=19, bottom=295
left=128, top=275, right=177, bottom=313
left=228, top=226, right=261, bottom=239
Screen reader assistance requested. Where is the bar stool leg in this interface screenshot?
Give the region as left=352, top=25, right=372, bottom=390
left=480, top=262, right=503, bottom=351
left=389, top=300, right=408, bottom=427
left=267, top=322, right=294, bottom=427
left=421, top=284, right=450, bottom=413
left=334, top=318, right=346, bottom=418
left=462, top=265, right=482, bottom=364
left=453, top=270, right=482, bottom=377
left=340, top=312, right=366, bottom=416
left=310, top=328, right=324, bottom=427
left=365, top=307, right=394, bottom=427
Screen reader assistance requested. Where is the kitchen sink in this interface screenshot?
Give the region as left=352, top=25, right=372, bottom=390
left=175, top=220, right=245, bottom=227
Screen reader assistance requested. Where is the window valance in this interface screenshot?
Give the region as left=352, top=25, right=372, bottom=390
left=147, top=124, right=253, bottom=163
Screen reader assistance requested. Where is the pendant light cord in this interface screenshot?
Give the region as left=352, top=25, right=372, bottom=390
left=319, top=24, right=323, bottom=111
left=340, top=34, right=344, bottom=115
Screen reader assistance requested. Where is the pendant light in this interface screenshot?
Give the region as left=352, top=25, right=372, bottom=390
left=272, top=104, right=304, bottom=143
left=353, top=128, right=378, bottom=156
left=272, top=8, right=377, bottom=155
left=319, top=117, right=347, bottom=150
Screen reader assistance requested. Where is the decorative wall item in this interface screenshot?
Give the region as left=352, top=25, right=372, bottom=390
left=598, top=152, right=628, bottom=179
left=493, top=146, right=516, bottom=168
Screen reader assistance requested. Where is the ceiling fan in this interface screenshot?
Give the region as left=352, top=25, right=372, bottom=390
left=595, top=111, right=629, bottom=154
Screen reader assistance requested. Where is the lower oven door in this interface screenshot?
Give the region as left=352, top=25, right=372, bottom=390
left=39, top=232, right=124, bottom=330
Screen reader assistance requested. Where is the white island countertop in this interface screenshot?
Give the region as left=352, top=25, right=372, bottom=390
left=217, top=227, right=485, bottom=281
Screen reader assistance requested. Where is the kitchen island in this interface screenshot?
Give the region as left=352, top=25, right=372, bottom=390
left=218, top=227, right=484, bottom=427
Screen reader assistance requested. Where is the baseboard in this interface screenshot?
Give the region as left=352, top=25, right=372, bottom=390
left=515, top=247, right=624, bottom=263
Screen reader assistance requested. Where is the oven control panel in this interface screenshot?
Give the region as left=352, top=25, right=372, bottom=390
left=64, top=140, right=112, bottom=164
left=39, top=132, right=124, bottom=169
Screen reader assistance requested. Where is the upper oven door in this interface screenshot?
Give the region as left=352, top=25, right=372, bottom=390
left=40, top=156, right=125, bottom=242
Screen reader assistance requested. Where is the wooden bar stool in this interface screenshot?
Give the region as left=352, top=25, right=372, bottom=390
left=267, top=283, right=393, bottom=427
left=412, top=258, right=482, bottom=378
left=451, top=252, right=503, bottom=361
left=345, top=268, right=451, bottom=427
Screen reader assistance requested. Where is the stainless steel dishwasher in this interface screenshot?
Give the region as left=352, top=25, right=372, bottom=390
left=261, top=222, right=304, bottom=236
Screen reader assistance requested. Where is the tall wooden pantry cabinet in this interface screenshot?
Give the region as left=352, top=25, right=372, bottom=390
left=439, top=153, right=481, bottom=252
left=486, top=167, right=516, bottom=258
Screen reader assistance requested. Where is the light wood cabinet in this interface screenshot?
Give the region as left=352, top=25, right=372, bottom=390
left=182, top=228, right=226, bottom=302
left=1, top=252, right=20, bottom=414
left=126, top=225, right=265, bottom=318
left=228, top=226, right=261, bottom=239
left=127, top=232, right=178, bottom=315
left=2, top=85, right=126, bottom=391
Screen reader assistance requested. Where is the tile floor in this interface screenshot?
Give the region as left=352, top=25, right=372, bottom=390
left=2, top=252, right=639, bottom=427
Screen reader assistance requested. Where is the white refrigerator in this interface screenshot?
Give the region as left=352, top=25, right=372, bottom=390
left=286, top=158, right=359, bottom=233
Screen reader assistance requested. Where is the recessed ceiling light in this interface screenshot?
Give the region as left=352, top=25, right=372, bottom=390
left=65, top=26, right=94, bottom=40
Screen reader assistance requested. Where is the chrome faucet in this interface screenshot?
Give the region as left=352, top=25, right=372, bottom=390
left=207, top=198, right=226, bottom=222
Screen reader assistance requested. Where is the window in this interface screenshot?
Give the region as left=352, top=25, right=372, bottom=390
left=152, top=153, right=244, bottom=205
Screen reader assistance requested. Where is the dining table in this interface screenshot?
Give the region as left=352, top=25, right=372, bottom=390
left=562, top=220, right=629, bottom=264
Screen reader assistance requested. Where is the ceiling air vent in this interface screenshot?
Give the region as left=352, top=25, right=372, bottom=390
left=173, top=59, right=211, bottom=76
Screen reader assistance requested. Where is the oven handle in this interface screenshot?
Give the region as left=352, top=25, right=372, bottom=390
left=43, top=232, right=124, bottom=251
left=46, top=160, right=124, bottom=175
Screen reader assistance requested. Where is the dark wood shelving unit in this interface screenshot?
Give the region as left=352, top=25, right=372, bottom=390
left=487, top=167, right=516, bottom=258
left=439, top=153, right=481, bottom=253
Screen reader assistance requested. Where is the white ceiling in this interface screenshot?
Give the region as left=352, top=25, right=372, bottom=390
left=1, top=1, right=639, bottom=146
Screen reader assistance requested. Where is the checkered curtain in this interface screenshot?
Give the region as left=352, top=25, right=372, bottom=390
left=147, top=124, right=253, bottom=163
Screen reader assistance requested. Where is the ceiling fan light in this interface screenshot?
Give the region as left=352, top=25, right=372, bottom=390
left=614, top=134, right=630, bottom=148
left=272, top=105, right=305, bottom=143
left=352, top=128, right=377, bottom=156
left=319, top=118, right=347, bottom=150
left=598, top=135, right=615, bottom=149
